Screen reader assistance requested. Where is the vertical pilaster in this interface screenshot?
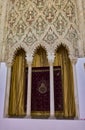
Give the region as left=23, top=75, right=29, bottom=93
left=26, top=62, right=32, bottom=118
left=70, top=57, right=80, bottom=119
left=26, top=54, right=33, bottom=118
left=49, top=62, right=55, bottom=118
left=4, top=63, right=11, bottom=117
left=48, top=54, right=55, bottom=119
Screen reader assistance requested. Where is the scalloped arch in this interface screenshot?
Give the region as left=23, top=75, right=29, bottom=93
left=54, top=40, right=74, bottom=57
left=30, top=43, right=49, bottom=58
left=7, top=43, right=28, bottom=65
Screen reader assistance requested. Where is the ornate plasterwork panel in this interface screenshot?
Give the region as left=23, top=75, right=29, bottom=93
left=0, top=0, right=3, bottom=45
left=15, top=0, right=28, bottom=12
left=24, top=5, right=37, bottom=25
left=23, top=29, right=37, bottom=46
left=65, top=25, right=79, bottom=56
left=63, top=0, right=75, bottom=22
left=31, top=0, right=45, bottom=11
left=2, top=0, right=82, bottom=63
left=53, top=13, right=68, bottom=35
left=34, top=16, right=47, bottom=36
left=7, top=30, right=17, bottom=45
left=14, top=18, right=27, bottom=40
left=0, top=0, right=3, bottom=24
left=8, top=7, right=18, bottom=28
left=53, top=0, right=66, bottom=9
left=0, top=0, right=3, bottom=61
left=43, top=5, right=57, bottom=23
left=0, top=0, right=8, bottom=61
left=65, top=25, right=79, bottom=43
left=43, top=27, right=58, bottom=44
left=82, top=0, right=85, bottom=56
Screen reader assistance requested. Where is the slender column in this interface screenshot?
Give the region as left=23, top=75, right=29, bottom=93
left=26, top=62, right=32, bottom=118
left=4, top=63, right=11, bottom=117
left=71, top=58, right=80, bottom=119
left=49, top=60, right=55, bottom=119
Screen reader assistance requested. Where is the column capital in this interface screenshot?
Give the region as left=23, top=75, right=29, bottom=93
left=71, top=59, right=77, bottom=65
left=69, top=55, right=78, bottom=65
left=26, top=54, right=33, bottom=66
left=6, top=62, right=12, bottom=67
left=48, top=53, right=55, bottom=66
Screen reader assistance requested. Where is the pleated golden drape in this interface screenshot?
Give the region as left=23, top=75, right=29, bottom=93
left=8, top=49, right=26, bottom=117
left=32, top=47, right=48, bottom=67
left=54, top=46, right=76, bottom=118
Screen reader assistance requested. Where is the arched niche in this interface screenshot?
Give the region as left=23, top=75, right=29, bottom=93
left=8, top=48, right=27, bottom=117
left=31, top=46, right=50, bottom=118
left=54, top=45, right=76, bottom=119
left=32, top=46, right=49, bottom=67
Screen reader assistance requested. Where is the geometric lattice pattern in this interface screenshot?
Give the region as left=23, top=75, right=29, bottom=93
left=23, top=29, right=37, bottom=46
left=43, top=5, right=57, bottom=23
left=53, top=13, right=68, bottom=35
left=63, top=0, right=75, bottom=22
left=65, top=25, right=79, bottom=43
left=43, top=27, right=58, bottom=44
left=5, top=0, right=80, bottom=57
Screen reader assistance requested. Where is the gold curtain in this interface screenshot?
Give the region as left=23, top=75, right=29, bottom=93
left=8, top=49, right=26, bottom=117
left=54, top=46, right=76, bottom=118
left=32, top=47, right=48, bottom=67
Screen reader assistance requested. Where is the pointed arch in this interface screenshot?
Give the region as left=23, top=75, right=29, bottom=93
left=54, top=41, right=74, bottom=58
left=8, top=48, right=27, bottom=117
left=32, top=45, right=49, bottom=67
left=54, top=45, right=76, bottom=118
left=7, top=43, right=28, bottom=65
left=31, top=43, right=48, bottom=58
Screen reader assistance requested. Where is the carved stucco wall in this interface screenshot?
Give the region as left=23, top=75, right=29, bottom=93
left=82, top=0, right=85, bottom=55
left=0, top=0, right=8, bottom=61
left=0, top=0, right=85, bottom=64
left=0, top=0, right=3, bottom=61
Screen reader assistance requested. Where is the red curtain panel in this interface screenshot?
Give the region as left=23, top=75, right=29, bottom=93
left=54, top=66, right=64, bottom=112
left=31, top=67, right=50, bottom=116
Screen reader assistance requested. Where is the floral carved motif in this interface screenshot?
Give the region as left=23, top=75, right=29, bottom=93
left=24, top=6, right=37, bottom=25
left=53, top=13, right=68, bottom=35
left=15, top=0, right=28, bottom=12
left=32, top=0, right=45, bottom=11
left=7, top=30, right=17, bottom=45
left=63, top=0, right=75, bottom=21
left=34, top=16, right=47, bottom=35
left=8, top=7, right=19, bottom=28
left=65, top=25, right=79, bottom=43
left=53, top=0, right=66, bottom=9
left=2, top=0, right=82, bottom=61
left=14, top=18, right=27, bottom=40
left=43, top=5, right=57, bottom=23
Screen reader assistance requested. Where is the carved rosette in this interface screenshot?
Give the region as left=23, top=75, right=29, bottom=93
left=23, top=29, right=37, bottom=46
left=43, top=27, right=58, bottom=44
